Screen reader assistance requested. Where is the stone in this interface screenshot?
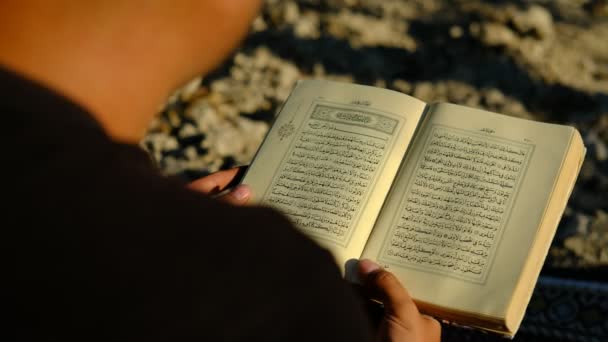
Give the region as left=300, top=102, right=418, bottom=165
left=183, top=146, right=198, bottom=161
left=283, top=1, right=300, bottom=24
left=325, top=9, right=417, bottom=50
left=484, top=88, right=506, bottom=107
left=294, top=11, right=320, bottom=39
left=564, top=236, right=587, bottom=260
left=590, top=0, right=608, bottom=17
left=510, top=5, right=555, bottom=39
left=449, top=25, right=464, bottom=39
left=167, top=110, right=181, bottom=128
left=161, top=136, right=179, bottom=151
left=392, top=79, right=412, bottom=94
left=178, top=123, right=198, bottom=139
left=558, top=211, right=591, bottom=239
left=591, top=210, right=608, bottom=233
left=413, top=82, right=435, bottom=102
left=179, top=77, right=203, bottom=102
left=586, top=131, right=608, bottom=161
left=480, top=22, right=519, bottom=47
left=563, top=210, right=608, bottom=265
left=251, top=15, right=267, bottom=32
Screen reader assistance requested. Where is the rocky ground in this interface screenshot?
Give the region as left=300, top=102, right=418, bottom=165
left=143, top=0, right=608, bottom=273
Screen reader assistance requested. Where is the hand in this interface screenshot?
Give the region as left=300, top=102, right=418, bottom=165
left=359, top=259, right=441, bottom=342
left=188, top=167, right=251, bottom=205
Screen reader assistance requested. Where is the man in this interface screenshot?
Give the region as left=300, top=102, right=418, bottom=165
left=5, top=1, right=440, bottom=341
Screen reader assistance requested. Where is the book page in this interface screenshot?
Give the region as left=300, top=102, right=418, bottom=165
left=362, top=103, right=575, bottom=319
left=242, top=80, right=426, bottom=267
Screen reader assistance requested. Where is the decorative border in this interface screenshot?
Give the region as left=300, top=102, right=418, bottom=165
left=311, top=104, right=398, bottom=135
left=378, top=124, right=535, bottom=284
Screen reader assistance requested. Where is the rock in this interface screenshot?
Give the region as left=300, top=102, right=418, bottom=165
left=325, top=9, right=417, bottom=50
left=179, top=77, right=203, bottom=102
left=392, top=79, right=412, bottom=94
left=445, top=82, right=476, bottom=103
left=161, top=156, right=180, bottom=175
left=575, top=213, right=592, bottom=235
left=167, top=110, right=181, bottom=128
left=510, top=5, right=555, bottom=39
left=178, top=123, right=198, bottom=139
left=483, top=88, right=506, bottom=107
left=591, top=210, right=608, bottom=233
left=374, top=79, right=387, bottom=89
left=161, top=136, right=178, bottom=151
left=589, top=0, right=608, bottom=17
left=563, top=210, right=608, bottom=266
left=480, top=22, right=519, bottom=47
left=586, top=130, right=608, bottom=161
left=469, top=22, right=481, bottom=37
left=183, top=146, right=198, bottom=161
left=449, top=25, right=464, bottom=39
left=563, top=236, right=587, bottom=259
left=207, top=47, right=302, bottom=114
left=294, top=11, right=320, bottom=39
left=164, top=76, right=203, bottom=105
left=579, top=157, right=596, bottom=181
left=268, top=0, right=300, bottom=26
left=251, top=15, right=267, bottom=32
left=601, top=248, right=608, bottom=263
left=283, top=1, right=300, bottom=24
left=140, top=132, right=165, bottom=163
left=413, top=82, right=435, bottom=102
left=147, top=117, right=170, bottom=135
left=558, top=211, right=591, bottom=239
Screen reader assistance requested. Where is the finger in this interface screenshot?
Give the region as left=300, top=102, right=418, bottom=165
left=421, top=315, right=442, bottom=341
left=358, top=259, right=420, bottom=321
left=188, top=167, right=242, bottom=195
left=217, top=184, right=251, bottom=205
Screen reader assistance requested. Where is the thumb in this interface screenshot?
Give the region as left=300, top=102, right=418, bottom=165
left=218, top=184, right=251, bottom=205
left=358, top=259, right=420, bottom=323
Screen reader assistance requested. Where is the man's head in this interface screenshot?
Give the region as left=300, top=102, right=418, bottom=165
left=115, top=1, right=264, bottom=83
left=0, top=0, right=262, bottom=142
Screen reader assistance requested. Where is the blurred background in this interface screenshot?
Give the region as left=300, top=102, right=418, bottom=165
left=143, top=1, right=608, bottom=340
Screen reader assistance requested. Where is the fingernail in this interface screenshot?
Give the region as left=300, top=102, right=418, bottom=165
left=359, top=259, right=381, bottom=274
left=230, top=185, right=250, bottom=201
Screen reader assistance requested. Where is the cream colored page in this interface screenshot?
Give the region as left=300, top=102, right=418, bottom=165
left=362, top=102, right=573, bottom=318
left=242, top=80, right=426, bottom=267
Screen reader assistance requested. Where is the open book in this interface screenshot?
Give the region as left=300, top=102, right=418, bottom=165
left=241, top=80, right=585, bottom=337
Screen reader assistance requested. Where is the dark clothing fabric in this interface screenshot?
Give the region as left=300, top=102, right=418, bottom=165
left=4, top=67, right=372, bottom=341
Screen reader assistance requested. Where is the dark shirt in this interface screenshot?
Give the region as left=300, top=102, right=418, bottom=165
left=4, top=67, right=372, bottom=341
